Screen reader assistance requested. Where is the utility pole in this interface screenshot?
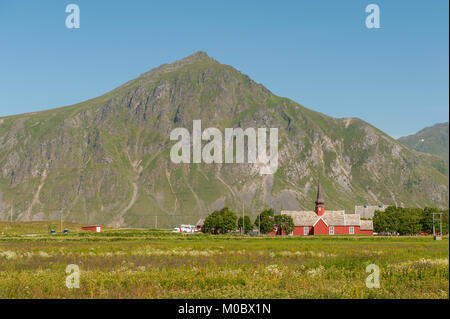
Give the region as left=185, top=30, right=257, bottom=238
left=432, top=213, right=435, bottom=236
left=155, top=215, right=158, bottom=229
left=10, top=204, right=13, bottom=223
left=432, top=212, right=443, bottom=240
left=60, top=210, right=63, bottom=233
left=258, top=213, right=261, bottom=235
left=242, top=202, right=244, bottom=235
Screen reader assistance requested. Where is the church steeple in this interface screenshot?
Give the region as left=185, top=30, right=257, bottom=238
left=315, top=180, right=325, bottom=216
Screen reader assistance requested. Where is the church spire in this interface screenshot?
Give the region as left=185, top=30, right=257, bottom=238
left=315, top=180, right=325, bottom=216
left=315, top=180, right=324, bottom=205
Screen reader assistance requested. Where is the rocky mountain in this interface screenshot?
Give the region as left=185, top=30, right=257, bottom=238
left=398, top=122, right=449, bottom=162
left=0, top=52, right=448, bottom=227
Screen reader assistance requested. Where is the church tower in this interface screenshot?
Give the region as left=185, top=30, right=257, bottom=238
left=315, top=180, right=325, bottom=216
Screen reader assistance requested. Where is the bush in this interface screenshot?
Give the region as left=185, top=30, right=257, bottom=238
left=274, top=214, right=294, bottom=235
left=203, top=207, right=237, bottom=234
left=238, top=216, right=253, bottom=234
left=254, top=209, right=275, bottom=234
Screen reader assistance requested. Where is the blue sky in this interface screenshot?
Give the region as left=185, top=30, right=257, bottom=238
left=0, top=0, right=448, bottom=138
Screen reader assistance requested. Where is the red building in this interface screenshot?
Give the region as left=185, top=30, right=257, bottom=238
left=279, top=182, right=373, bottom=236
left=196, top=218, right=205, bottom=232
left=81, top=225, right=102, bottom=232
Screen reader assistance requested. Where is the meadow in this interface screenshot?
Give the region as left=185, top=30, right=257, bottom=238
left=0, top=222, right=448, bottom=299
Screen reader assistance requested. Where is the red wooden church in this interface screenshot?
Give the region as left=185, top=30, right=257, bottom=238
left=279, top=182, right=373, bottom=236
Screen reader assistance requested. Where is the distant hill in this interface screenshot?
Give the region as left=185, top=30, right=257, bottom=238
left=0, top=52, right=448, bottom=227
left=398, top=122, right=449, bottom=162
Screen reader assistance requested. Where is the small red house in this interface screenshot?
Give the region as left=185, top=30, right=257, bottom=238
left=278, top=181, right=373, bottom=236
left=196, top=218, right=205, bottom=232
left=81, top=225, right=102, bottom=232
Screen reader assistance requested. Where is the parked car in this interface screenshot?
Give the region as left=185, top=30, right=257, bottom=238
left=180, top=224, right=196, bottom=233
left=49, top=230, right=56, bottom=235
left=172, top=227, right=181, bottom=233
left=62, top=229, right=70, bottom=234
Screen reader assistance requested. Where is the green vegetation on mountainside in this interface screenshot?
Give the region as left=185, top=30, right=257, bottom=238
left=0, top=52, right=448, bottom=227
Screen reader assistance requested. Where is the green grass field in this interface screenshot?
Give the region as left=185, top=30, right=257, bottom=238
left=0, top=222, right=448, bottom=299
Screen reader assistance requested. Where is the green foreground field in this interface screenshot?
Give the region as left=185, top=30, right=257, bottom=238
left=0, top=222, right=448, bottom=299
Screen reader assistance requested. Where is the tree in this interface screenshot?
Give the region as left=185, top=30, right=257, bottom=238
left=373, top=206, right=449, bottom=236
left=203, top=207, right=237, bottom=234
left=238, top=216, right=253, bottom=234
left=373, top=209, right=387, bottom=234
left=254, top=208, right=275, bottom=234
left=397, top=208, right=421, bottom=235
left=374, top=206, right=401, bottom=234
left=274, top=214, right=294, bottom=235
left=420, top=207, right=434, bottom=234
left=441, top=209, right=449, bottom=234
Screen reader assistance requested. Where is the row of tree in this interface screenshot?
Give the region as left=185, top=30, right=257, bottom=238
left=373, top=206, right=449, bottom=235
left=203, top=207, right=294, bottom=235
left=203, top=205, right=449, bottom=236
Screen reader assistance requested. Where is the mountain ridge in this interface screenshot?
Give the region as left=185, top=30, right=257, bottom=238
left=398, top=122, right=449, bottom=162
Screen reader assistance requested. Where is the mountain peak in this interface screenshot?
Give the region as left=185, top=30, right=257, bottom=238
left=188, top=51, right=210, bottom=58
left=137, top=51, right=218, bottom=81
left=177, top=50, right=218, bottom=64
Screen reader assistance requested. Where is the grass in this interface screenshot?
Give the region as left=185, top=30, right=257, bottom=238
left=0, top=222, right=448, bottom=299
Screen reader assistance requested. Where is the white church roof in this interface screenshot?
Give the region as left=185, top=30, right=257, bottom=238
left=282, top=210, right=368, bottom=228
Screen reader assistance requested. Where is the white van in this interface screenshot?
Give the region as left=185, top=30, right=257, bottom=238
left=180, top=224, right=196, bottom=233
